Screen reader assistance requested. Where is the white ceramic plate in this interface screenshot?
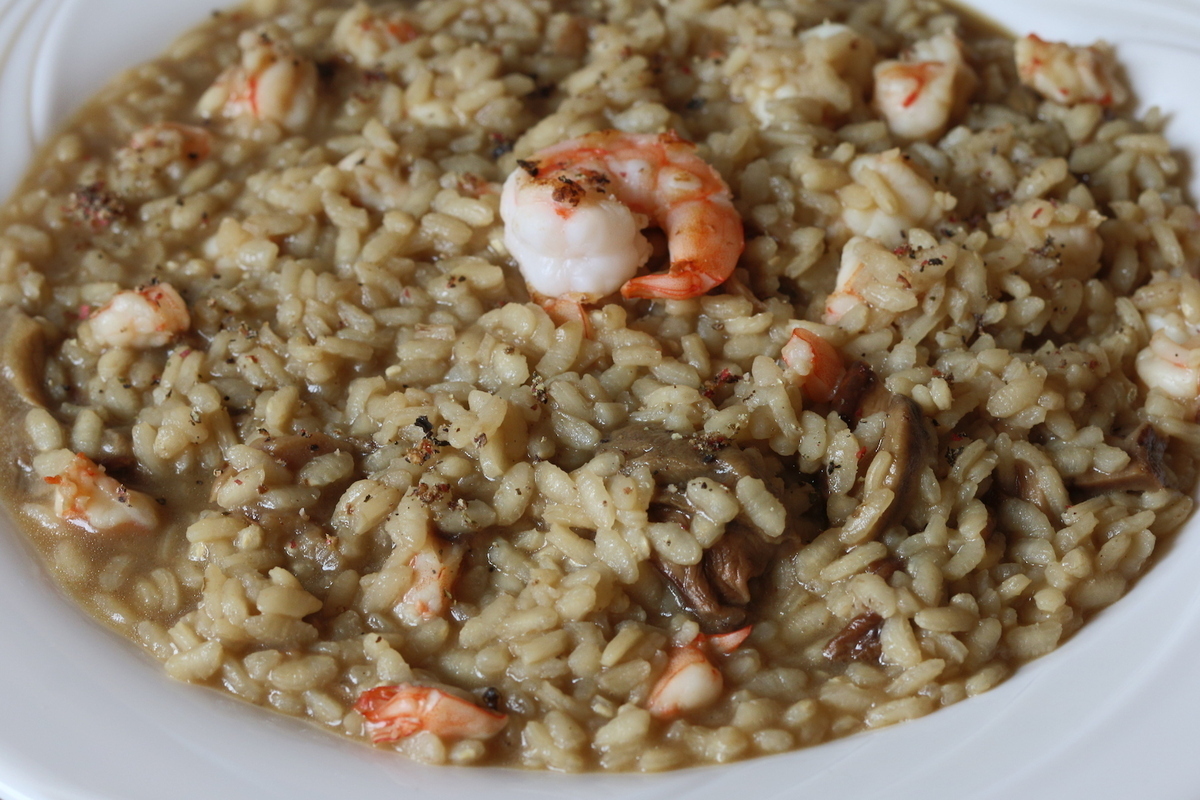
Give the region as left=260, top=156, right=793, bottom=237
left=3, top=1, right=1200, bottom=797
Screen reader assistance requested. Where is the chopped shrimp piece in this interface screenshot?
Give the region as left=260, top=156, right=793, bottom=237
left=44, top=453, right=158, bottom=536
left=1015, top=35, right=1128, bottom=107
left=698, top=624, right=752, bottom=654
left=89, top=282, right=190, bottom=350
left=355, top=684, right=507, bottom=743
left=197, top=27, right=318, bottom=130
left=395, top=540, right=463, bottom=625
left=1137, top=329, right=1200, bottom=401
left=989, top=198, right=1104, bottom=281
left=500, top=130, right=744, bottom=305
left=1135, top=301, right=1200, bottom=402
left=782, top=327, right=846, bottom=403
left=117, top=123, right=211, bottom=170
left=645, top=625, right=751, bottom=720
left=873, top=31, right=977, bottom=141
left=333, top=2, right=420, bottom=67
left=838, top=149, right=956, bottom=247
left=824, top=236, right=956, bottom=326
left=646, top=645, right=723, bottom=720
left=1135, top=277, right=1200, bottom=402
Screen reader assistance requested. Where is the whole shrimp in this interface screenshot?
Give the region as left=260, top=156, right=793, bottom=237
left=500, top=130, right=744, bottom=313
left=645, top=625, right=751, bottom=720
left=355, top=683, right=507, bottom=743
left=44, top=453, right=159, bottom=536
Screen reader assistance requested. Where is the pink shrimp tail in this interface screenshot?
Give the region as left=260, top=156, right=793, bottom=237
left=698, top=624, right=753, bottom=655
left=536, top=293, right=593, bottom=337
left=355, top=684, right=507, bottom=743
left=621, top=197, right=744, bottom=301
left=356, top=686, right=424, bottom=741
left=782, top=328, right=845, bottom=403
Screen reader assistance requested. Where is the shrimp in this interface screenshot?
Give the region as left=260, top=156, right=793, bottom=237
left=645, top=625, right=751, bottom=720
left=395, top=540, right=463, bottom=625
left=1134, top=276, right=1200, bottom=402
left=333, top=2, right=420, bottom=68
left=499, top=130, right=744, bottom=306
left=88, top=282, right=190, bottom=350
left=197, top=27, right=318, bottom=131
left=1137, top=329, right=1200, bottom=401
left=838, top=149, right=956, bottom=248
left=355, top=684, right=507, bottom=743
left=872, top=31, right=977, bottom=142
left=1014, top=35, right=1128, bottom=107
left=781, top=327, right=845, bottom=403
left=118, top=123, right=211, bottom=170
left=824, top=235, right=956, bottom=327
left=44, top=453, right=159, bottom=536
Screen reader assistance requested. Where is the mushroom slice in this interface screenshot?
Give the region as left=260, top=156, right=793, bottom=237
left=702, top=521, right=777, bottom=607
left=652, top=555, right=748, bottom=634
left=649, top=501, right=758, bottom=634
left=861, top=393, right=932, bottom=538
left=823, top=612, right=884, bottom=663
left=251, top=430, right=353, bottom=471
left=1074, top=423, right=1169, bottom=495
left=601, top=422, right=795, bottom=633
left=597, top=423, right=758, bottom=487
left=1, top=310, right=47, bottom=406
left=830, top=361, right=882, bottom=423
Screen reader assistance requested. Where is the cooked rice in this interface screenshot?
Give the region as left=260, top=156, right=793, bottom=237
left=0, top=0, right=1198, bottom=772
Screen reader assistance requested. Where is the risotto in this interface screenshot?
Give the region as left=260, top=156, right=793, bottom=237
left=1, top=0, right=1198, bottom=772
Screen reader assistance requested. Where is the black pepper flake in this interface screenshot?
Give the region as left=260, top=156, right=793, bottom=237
left=65, top=182, right=126, bottom=231
left=316, top=59, right=338, bottom=82
left=490, top=135, right=514, bottom=159
left=529, top=372, right=549, bottom=404
left=413, top=415, right=449, bottom=447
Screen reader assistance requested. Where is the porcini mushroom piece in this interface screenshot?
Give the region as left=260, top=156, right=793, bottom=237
left=823, top=612, right=884, bottom=663
left=1, top=311, right=47, bottom=407
left=600, top=423, right=788, bottom=633
left=855, top=393, right=932, bottom=540
left=1074, top=423, right=1169, bottom=495
left=829, top=361, right=882, bottom=423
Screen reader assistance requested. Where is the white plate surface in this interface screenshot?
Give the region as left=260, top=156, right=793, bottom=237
left=2, top=1, right=1200, bottom=798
